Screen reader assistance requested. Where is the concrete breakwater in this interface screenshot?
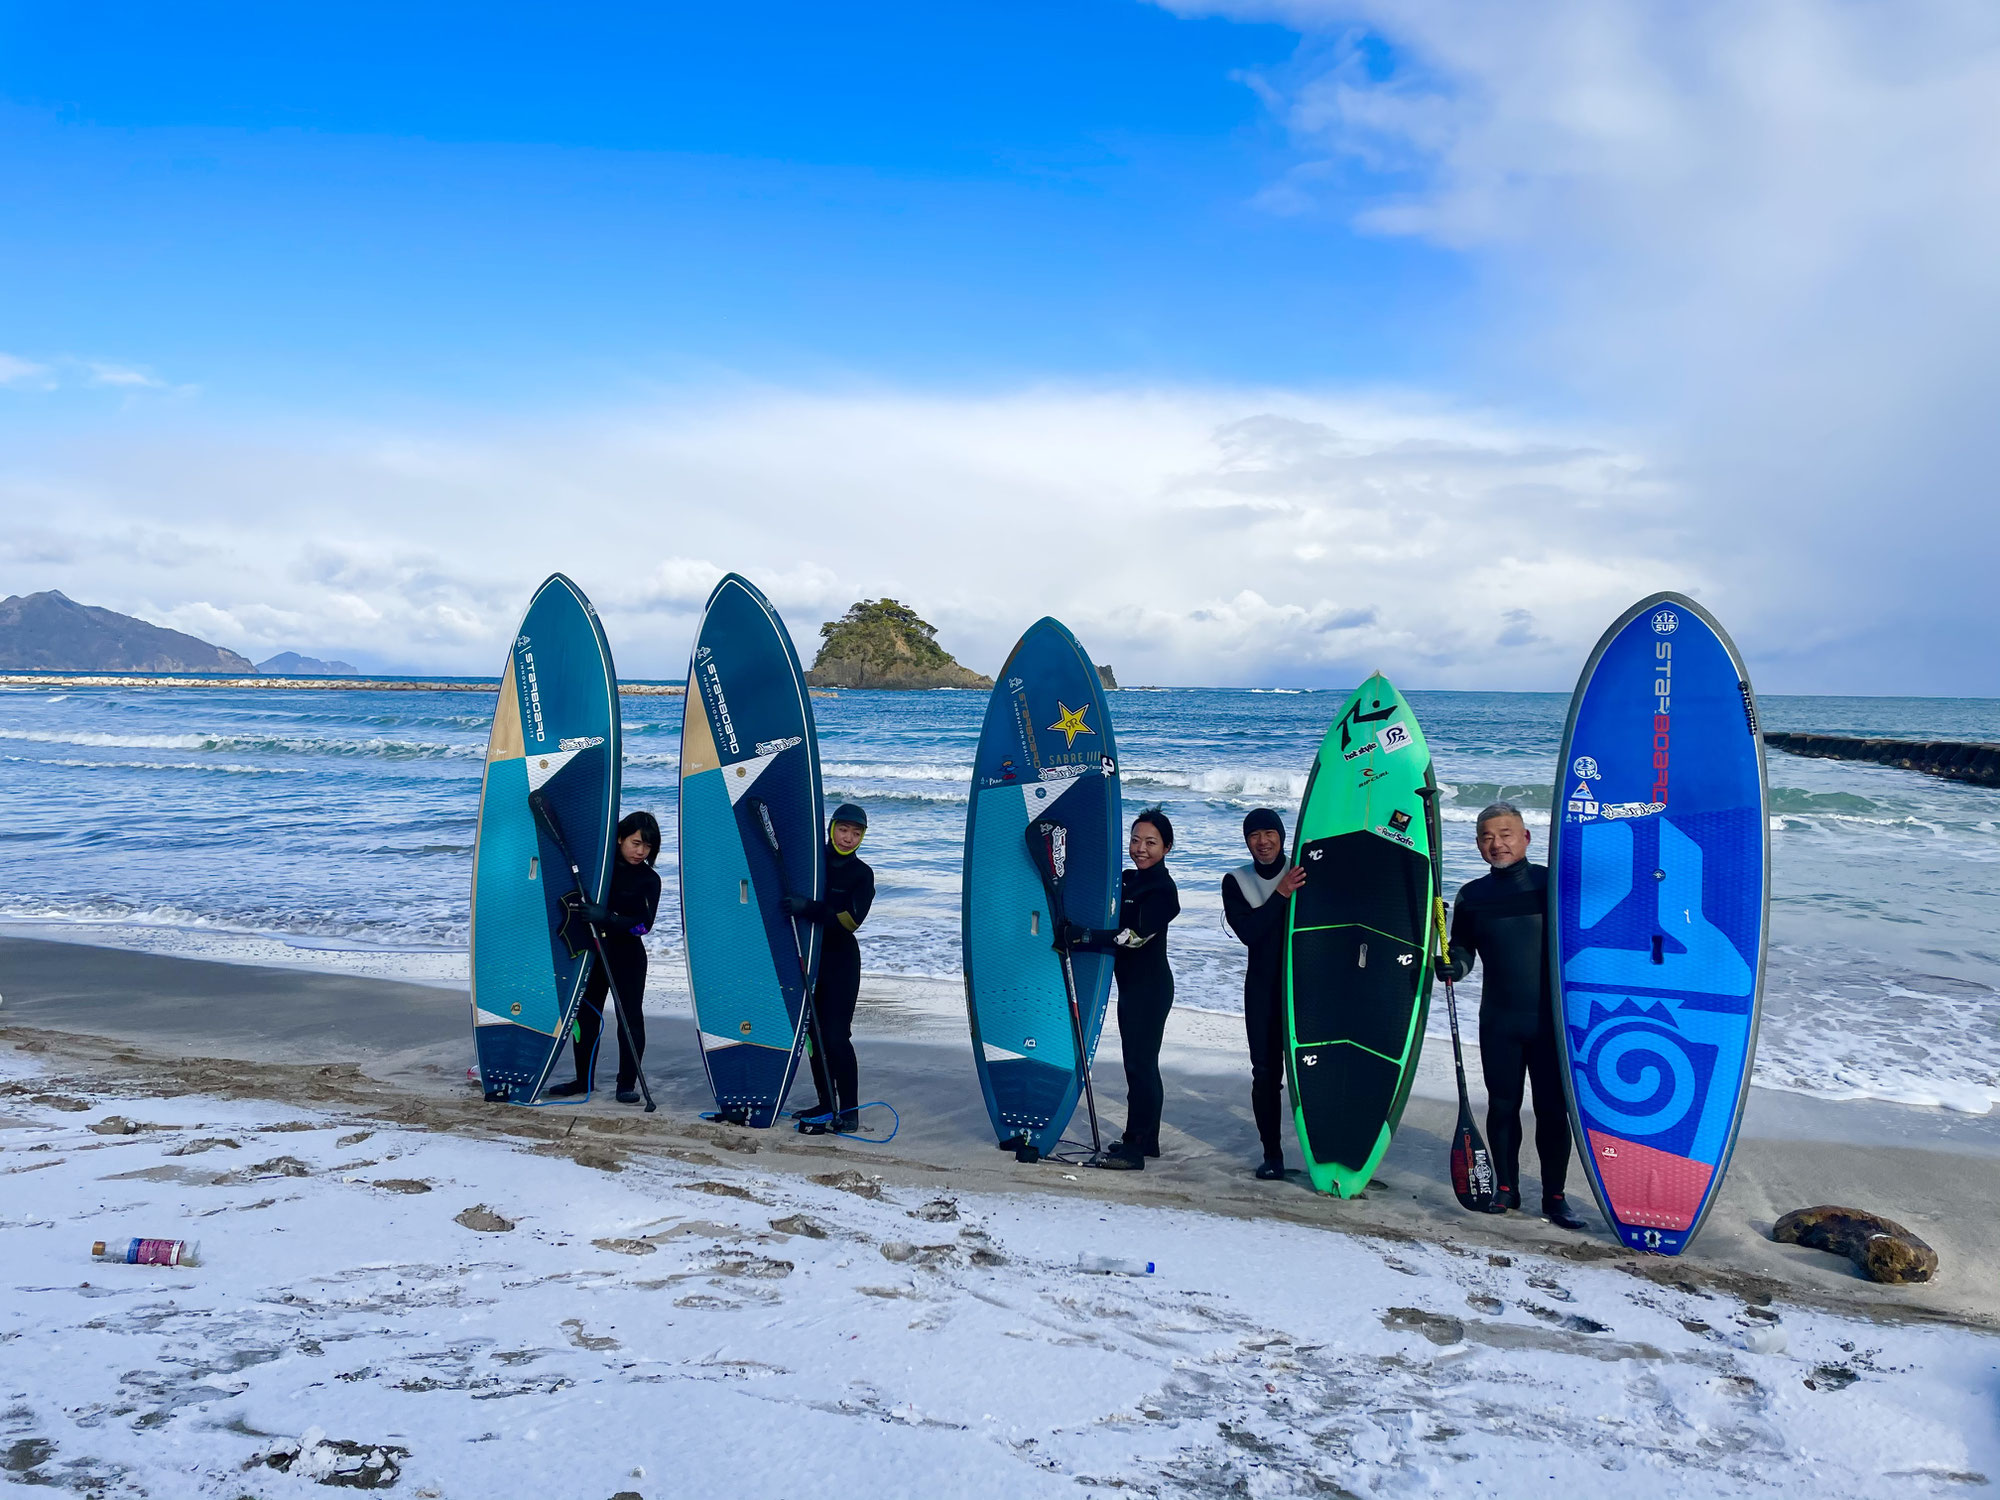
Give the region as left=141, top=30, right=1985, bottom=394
left=0, top=673, right=688, bottom=696
left=1764, top=731, right=2000, bottom=788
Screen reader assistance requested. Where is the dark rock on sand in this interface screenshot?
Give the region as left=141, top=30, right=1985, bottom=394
left=1772, top=1205, right=1939, bottom=1284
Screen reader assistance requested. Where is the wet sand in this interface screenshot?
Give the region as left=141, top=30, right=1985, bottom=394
left=3, top=932, right=1994, bottom=1328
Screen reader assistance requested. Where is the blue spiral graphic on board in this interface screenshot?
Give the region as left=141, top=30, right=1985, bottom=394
left=1573, top=1013, right=1698, bottom=1139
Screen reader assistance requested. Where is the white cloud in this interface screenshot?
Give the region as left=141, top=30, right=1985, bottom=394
left=85, top=362, right=167, bottom=389
left=0, top=354, right=52, bottom=386
left=1160, top=0, right=2000, bottom=688
left=0, top=385, right=1710, bottom=688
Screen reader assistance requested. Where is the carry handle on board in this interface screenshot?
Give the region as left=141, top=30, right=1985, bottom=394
left=744, top=796, right=838, bottom=1121
left=1414, top=785, right=1495, bottom=1211
left=1023, top=818, right=1107, bottom=1164
left=527, top=790, right=658, bottom=1114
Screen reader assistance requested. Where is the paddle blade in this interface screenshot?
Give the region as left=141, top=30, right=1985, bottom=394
left=1450, top=1105, right=1499, bottom=1213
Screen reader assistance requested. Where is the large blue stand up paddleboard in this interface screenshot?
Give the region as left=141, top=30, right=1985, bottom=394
left=1552, top=592, right=1768, bottom=1255
left=962, top=618, right=1121, bottom=1158
left=470, top=574, right=621, bottom=1103
left=679, top=574, right=825, bottom=1127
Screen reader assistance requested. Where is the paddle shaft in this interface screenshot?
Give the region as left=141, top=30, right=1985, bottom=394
left=745, top=797, right=839, bottom=1119
left=1025, top=821, right=1104, bottom=1158
left=527, top=792, right=657, bottom=1113
left=1416, top=786, right=1495, bottom=1209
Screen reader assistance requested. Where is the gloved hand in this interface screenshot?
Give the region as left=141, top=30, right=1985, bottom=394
left=560, top=892, right=610, bottom=925
left=1054, top=921, right=1087, bottom=951
left=782, top=895, right=829, bottom=920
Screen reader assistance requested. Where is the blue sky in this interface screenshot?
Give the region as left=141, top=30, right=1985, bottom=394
left=0, top=4, right=1470, bottom=401
left=2, top=2, right=1995, bottom=691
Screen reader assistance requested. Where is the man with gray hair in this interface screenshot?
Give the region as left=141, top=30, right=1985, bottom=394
left=1442, top=800, right=1584, bottom=1230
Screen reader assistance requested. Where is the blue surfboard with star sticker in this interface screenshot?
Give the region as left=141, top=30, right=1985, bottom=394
left=1552, top=591, right=1768, bottom=1255
left=961, top=617, right=1122, bottom=1157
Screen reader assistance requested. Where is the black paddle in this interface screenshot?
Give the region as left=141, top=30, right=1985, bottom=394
left=1023, top=817, right=1111, bottom=1167
left=527, top=790, right=657, bottom=1113
left=743, top=796, right=840, bottom=1127
left=1416, top=785, right=1496, bottom=1212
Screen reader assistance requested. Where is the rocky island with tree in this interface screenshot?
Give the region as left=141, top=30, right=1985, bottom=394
left=806, top=599, right=994, bottom=691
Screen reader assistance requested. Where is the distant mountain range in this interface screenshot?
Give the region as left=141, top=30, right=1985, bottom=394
left=256, top=651, right=357, bottom=676
left=0, top=591, right=349, bottom=675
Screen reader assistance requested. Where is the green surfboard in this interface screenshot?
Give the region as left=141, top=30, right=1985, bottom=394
left=1285, top=673, right=1440, bottom=1196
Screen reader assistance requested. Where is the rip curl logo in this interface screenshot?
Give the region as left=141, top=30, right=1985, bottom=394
left=1651, top=610, right=1679, bottom=635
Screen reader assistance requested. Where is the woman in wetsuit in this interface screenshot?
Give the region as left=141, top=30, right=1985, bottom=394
left=547, top=811, right=661, bottom=1103
left=1061, top=807, right=1181, bottom=1170
left=783, top=802, right=876, bottom=1135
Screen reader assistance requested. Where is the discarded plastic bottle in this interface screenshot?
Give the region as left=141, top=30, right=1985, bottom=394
left=1077, top=1253, right=1153, bottom=1275
left=92, top=1238, right=201, bottom=1267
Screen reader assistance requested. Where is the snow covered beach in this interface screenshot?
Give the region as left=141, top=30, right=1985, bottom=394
left=3, top=935, right=1998, bottom=1496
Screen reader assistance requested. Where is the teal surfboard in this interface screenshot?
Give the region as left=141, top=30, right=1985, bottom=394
left=962, top=618, right=1122, bottom=1157
left=679, top=574, right=825, bottom=1127
left=470, top=574, right=621, bottom=1103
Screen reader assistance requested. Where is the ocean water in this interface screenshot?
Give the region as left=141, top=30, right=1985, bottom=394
left=2, top=681, right=1996, bottom=1114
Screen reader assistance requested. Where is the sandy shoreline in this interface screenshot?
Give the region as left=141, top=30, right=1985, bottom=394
left=3, top=932, right=1993, bottom=1330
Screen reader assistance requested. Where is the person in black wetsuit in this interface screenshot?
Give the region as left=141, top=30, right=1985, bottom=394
left=1223, top=807, right=1307, bottom=1180
left=547, top=811, right=662, bottom=1103
left=1444, top=801, right=1584, bottom=1229
left=783, top=802, right=876, bottom=1135
left=1061, top=806, right=1181, bottom=1170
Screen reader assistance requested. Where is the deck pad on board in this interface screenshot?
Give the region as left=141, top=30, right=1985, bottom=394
left=469, top=574, right=620, bottom=1103
left=1553, top=592, right=1768, bottom=1255
left=679, top=574, right=823, bottom=1128
left=962, top=619, right=1121, bottom=1157
left=1285, top=674, right=1437, bottom=1197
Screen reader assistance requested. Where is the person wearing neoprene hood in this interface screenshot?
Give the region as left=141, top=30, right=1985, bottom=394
left=782, top=802, right=876, bottom=1134
left=547, top=811, right=662, bottom=1103
left=1444, top=801, right=1584, bottom=1230
left=1223, top=807, right=1307, bottom=1180
left=1060, top=807, right=1181, bottom=1169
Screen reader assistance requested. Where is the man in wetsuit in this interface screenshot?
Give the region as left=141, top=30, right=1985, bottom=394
left=783, top=802, right=875, bottom=1134
left=1444, top=801, right=1585, bottom=1229
left=1222, top=808, right=1307, bottom=1180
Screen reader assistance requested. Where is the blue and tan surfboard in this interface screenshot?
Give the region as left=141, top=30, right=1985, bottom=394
left=470, top=574, right=621, bottom=1103
left=962, top=618, right=1122, bottom=1157
left=679, top=574, right=824, bottom=1127
left=1552, top=592, right=1768, bottom=1254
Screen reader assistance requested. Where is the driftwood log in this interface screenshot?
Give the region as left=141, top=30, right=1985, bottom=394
left=1772, top=1205, right=1938, bottom=1284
